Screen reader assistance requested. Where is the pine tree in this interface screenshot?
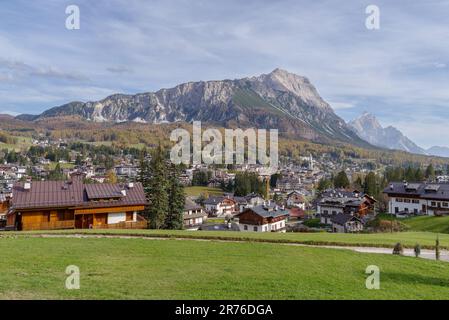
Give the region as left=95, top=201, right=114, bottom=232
left=334, top=171, right=350, bottom=189
left=415, top=167, right=424, bottom=181
left=405, top=166, right=415, bottom=181
left=147, top=144, right=169, bottom=229
left=363, top=172, right=377, bottom=196
left=138, top=154, right=152, bottom=220
left=317, top=177, right=333, bottom=191
left=164, top=163, right=185, bottom=230
left=426, top=163, right=435, bottom=181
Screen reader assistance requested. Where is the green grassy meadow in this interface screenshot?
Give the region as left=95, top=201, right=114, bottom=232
left=1, top=236, right=449, bottom=299
left=0, top=136, right=32, bottom=151
left=184, top=186, right=224, bottom=197
left=403, top=216, right=449, bottom=234
left=13, top=229, right=449, bottom=249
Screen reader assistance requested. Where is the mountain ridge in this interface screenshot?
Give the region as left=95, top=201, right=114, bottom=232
left=16, top=68, right=370, bottom=147
left=348, top=112, right=449, bottom=156
left=349, top=112, right=426, bottom=154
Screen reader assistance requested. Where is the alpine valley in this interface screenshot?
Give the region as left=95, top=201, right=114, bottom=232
left=3, top=68, right=449, bottom=163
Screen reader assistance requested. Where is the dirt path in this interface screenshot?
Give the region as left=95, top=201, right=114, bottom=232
left=28, top=233, right=449, bottom=262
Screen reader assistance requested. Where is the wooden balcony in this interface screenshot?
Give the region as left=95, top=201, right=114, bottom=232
left=92, top=220, right=148, bottom=229
left=22, top=220, right=75, bottom=231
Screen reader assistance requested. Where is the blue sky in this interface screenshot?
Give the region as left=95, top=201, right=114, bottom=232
left=1, top=0, right=449, bottom=148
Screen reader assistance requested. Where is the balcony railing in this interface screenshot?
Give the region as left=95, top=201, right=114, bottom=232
left=92, top=220, right=148, bottom=229
left=22, top=220, right=75, bottom=231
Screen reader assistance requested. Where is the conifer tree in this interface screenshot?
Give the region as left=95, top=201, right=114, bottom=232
left=426, top=163, right=435, bottom=181
left=334, top=171, right=350, bottom=189
left=138, top=153, right=152, bottom=220
left=147, top=144, right=169, bottom=229
left=164, top=163, right=185, bottom=230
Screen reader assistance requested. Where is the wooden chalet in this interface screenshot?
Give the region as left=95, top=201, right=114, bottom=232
left=7, top=175, right=148, bottom=231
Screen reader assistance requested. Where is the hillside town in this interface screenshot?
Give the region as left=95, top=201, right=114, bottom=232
left=1, top=135, right=448, bottom=233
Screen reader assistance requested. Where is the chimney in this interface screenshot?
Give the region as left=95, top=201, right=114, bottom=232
left=24, top=178, right=31, bottom=190
left=121, top=189, right=127, bottom=196
left=390, top=184, right=394, bottom=190
left=127, top=182, right=134, bottom=189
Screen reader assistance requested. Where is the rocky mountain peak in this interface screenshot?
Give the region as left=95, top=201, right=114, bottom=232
left=16, top=69, right=369, bottom=147
left=350, top=112, right=383, bottom=133
left=349, top=113, right=426, bottom=155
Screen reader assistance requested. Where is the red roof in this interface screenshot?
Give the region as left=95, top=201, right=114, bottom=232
left=11, top=178, right=147, bottom=211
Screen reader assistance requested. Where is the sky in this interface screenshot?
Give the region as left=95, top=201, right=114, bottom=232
left=0, top=0, right=449, bottom=148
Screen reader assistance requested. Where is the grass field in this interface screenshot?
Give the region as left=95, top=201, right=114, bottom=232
left=10, top=229, right=449, bottom=249
left=0, top=136, right=32, bottom=151
left=1, top=236, right=449, bottom=299
left=47, top=162, right=76, bottom=170
left=403, top=216, right=449, bottom=234
left=184, top=186, right=224, bottom=197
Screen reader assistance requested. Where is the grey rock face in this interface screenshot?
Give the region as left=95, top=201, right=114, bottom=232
left=349, top=112, right=426, bottom=154
left=23, top=68, right=368, bottom=146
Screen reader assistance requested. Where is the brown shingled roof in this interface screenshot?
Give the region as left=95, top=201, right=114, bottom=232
left=85, top=184, right=124, bottom=200
left=11, top=179, right=147, bottom=211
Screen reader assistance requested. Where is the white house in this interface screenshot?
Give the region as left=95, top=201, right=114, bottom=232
left=317, top=189, right=376, bottom=224
left=330, top=214, right=364, bottom=233
left=234, top=193, right=265, bottom=212
left=383, top=182, right=449, bottom=217
left=203, top=196, right=237, bottom=217
left=183, top=198, right=208, bottom=230
left=235, top=204, right=289, bottom=232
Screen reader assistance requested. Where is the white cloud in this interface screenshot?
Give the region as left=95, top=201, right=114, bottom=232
left=1, top=0, right=449, bottom=148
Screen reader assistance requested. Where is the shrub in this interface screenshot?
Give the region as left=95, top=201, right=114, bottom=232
left=366, top=217, right=409, bottom=232
left=414, top=244, right=421, bottom=258
left=393, top=242, right=404, bottom=255
left=303, top=218, right=325, bottom=228
left=436, top=236, right=440, bottom=261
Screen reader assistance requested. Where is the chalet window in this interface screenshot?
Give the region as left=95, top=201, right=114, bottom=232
left=412, top=199, right=419, bottom=204
left=244, top=225, right=248, bottom=230
left=332, top=211, right=336, bottom=215
left=396, top=198, right=403, bottom=202
left=323, top=210, right=328, bottom=214
left=431, top=202, right=436, bottom=207
left=404, top=199, right=410, bottom=203
left=414, top=209, right=418, bottom=214
left=443, top=202, right=449, bottom=207
left=395, top=207, right=399, bottom=213
left=253, top=226, right=257, bottom=232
